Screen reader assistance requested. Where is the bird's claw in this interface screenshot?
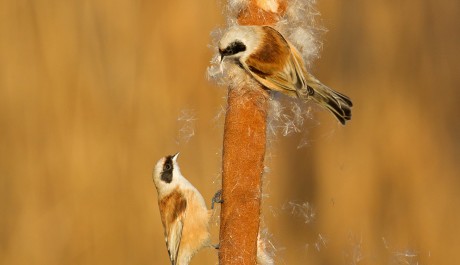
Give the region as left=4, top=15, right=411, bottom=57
left=211, top=189, right=223, bottom=209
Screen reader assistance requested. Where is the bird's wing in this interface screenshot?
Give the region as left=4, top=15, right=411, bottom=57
left=167, top=213, right=185, bottom=265
left=243, top=42, right=306, bottom=97
left=286, top=44, right=310, bottom=96
left=159, top=190, right=187, bottom=265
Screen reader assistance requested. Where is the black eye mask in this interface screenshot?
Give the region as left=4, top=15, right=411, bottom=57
left=219, top=41, right=247, bottom=57
left=161, top=155, right=174, bottom=183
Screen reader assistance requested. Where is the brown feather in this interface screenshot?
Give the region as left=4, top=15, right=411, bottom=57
left=246, top=26, right=291, bottom=75
left=159, top=188, right=187, bottom=230
left=159, top=188, right=187, bottom=264
left=158, top=187, right=210, bottom=265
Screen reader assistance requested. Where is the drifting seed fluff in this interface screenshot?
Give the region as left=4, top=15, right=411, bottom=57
left=267, top=98, right=313, bottom=137
left=257, top=229, right=275, bottom=265
left=391, top=250, right=419, bottom=265
left=382, top=237, right=421, bottom=265
left=226, top=0, right=245, bottom=19
left=282, top=200, right=316, bottom=224
left=279, top=0, right=325, bottom=66
left=314, top=233, right=328, bottom=252
left=176, top=109, right=197, bottom=144
left=344, top=232, right=364, bottom=265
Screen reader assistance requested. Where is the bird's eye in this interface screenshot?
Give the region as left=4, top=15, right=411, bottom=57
left=160, top=157, right=174, bottom=183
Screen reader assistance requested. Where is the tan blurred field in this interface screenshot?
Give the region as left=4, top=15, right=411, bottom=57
left=1, top=0, right=459, bottom=264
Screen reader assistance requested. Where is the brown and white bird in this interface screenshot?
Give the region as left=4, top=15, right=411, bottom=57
left=153, top=153, right=211, bottom=265
left=218, top=25, right=353, bottom=125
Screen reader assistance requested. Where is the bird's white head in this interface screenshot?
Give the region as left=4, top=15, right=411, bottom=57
left=218, top=26, right=261, bottom=62
left=152, top=153, right=181, bottom=197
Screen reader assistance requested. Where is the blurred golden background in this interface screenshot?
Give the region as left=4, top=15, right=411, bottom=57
left=1, top=0, right=459, bottom=264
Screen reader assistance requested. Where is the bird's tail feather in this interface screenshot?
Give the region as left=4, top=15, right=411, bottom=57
left=305, top=82, right=353, bottom=125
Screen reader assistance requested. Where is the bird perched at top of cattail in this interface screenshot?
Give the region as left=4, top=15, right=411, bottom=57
left=218, top=25, right=353, bottom=125
left=152, top=153, right=212, bottom=265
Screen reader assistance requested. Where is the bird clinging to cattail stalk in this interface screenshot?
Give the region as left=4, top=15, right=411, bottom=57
left=152, top=153, right=212, bottom=265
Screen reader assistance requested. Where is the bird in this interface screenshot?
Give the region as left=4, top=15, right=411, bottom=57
left=153, top=155, right=273, bottom=264
left=152, top=153, right=212, bottom=265
left=218, top=25, right=353, bottom=125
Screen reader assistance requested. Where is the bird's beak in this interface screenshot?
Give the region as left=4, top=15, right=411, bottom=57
left=218, top=49, right=224, bottom=63
left=172, top=152, right=179, bottom=161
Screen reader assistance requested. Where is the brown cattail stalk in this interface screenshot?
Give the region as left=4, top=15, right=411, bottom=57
left=219, top=1, right=287, bottom=264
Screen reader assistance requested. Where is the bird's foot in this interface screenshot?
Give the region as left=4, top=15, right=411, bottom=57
left=211, top=189, right=223, bottom=209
